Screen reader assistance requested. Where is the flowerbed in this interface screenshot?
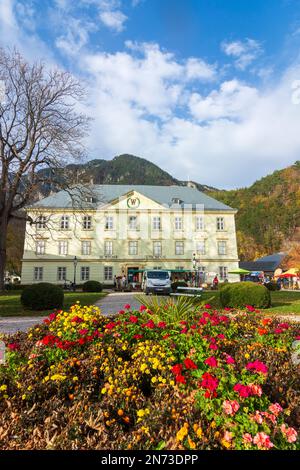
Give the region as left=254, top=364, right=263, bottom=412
left=0, top=302, right=300, bottom=450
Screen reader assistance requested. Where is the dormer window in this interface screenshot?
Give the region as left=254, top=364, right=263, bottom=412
left=172, top=197, right=182, bottom=205
left=85, top=196, right=97, bottom=203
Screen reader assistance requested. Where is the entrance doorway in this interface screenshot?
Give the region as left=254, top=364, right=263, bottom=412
left=127, top=267, right=140, bottom=284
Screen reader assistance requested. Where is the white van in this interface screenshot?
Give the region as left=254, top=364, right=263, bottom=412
left=142, top=270, right=171, bottom=295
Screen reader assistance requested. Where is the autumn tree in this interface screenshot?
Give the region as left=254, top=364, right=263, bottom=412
left=0, top=48, right=90, bottom=291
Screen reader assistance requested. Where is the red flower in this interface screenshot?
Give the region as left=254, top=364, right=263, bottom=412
left=118, top=310, right=125, bottom=315
left=180, top=327, right=188, bottom=334
left=139, top=305, right=147, bottom=312
left=204, top=304, right=212, bottom=309
left=7, top=342, right=20, bottom=351
left=246, top=305, right=256, bottom=312
left=79, top=329, right=88, bottom=335
left=233, top=383, right=251, bottom=398
left=71, top=316, right=83, bottom=323
left=133, top=334, right=143, bottom=340
left=204, top=356, right=218, bottom=368
left=209, top=342, right=218, bottom=350
left=172, top=364, right=183, bottom=375
left=257, top=327, right=268, bottom=335
left=175, top=374, right=186, bottom=384
left=200, top=372, right=219, bottom=392
left=143, top=319, right=156, bottom=329
left=246, top=360, right=268, bottom=375
left=162, top=333, right=170, bottom=339
left=184, top=358, right=198, bottom=370
left=158, top=321, right=167, bottom=329
left=129, top=315, right=138, bottom=323
left=104, top=322, right=116, bottom=329
left=124, top=304, right=131, bottom=310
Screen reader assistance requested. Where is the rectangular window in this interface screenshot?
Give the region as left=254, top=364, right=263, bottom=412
left=36, top=215, right=46, bottom=230
left=34, top=267, right=43, bottom=281
left=80, top=267, right=90, bottom=281
left=36, top=240, right=45, bottom=255
left=128, top=240, right=138, bottom=255
left=175, top=241, right=184, bottom=255
left=82, top=240, right=91, bottom=255
left=58, top=240, right=68, bottom=255
left=105, top=216, right=114, bottom=230
left=153, top=241, right=162, bottom=256
left=83, top=215, right=92, bottom=230
left=152, top=216, right=161, bottom=230
left=175, top=266, right=185, bottom=271
left=217, top=217, right=225, bottom=231
left=128, top=215, right=138, bottom=230
left=218, top=240, right=227, bottom=255
left=198, top=266, right=206, bottom=273
left=104, top=266, right=113, bottom=281
left=104, top=241, right=113, bottom=256
left=174, top=216, right=183, bottom=230
left=60, top=215, right=69, bottom=230
left=57, top=267, right=67, bottom=281
left=219, top=266, right=228, bottom=280
left=196, top=240, right=206, bottom=255
left=196, top=216, right=204, bottom=231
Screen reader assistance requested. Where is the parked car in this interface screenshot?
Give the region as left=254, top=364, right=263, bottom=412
left=142, top=270, right=171, bottom=295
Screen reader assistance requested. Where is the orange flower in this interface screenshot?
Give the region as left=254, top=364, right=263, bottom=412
left=257, top=327, right=268, bottom=335
left=261, top=318, right=272, bottom=326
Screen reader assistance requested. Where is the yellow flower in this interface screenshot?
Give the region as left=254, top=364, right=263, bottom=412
left=244, top=353, right=250, bottom=359
left=22, top=394, right=26, bottom=400
left=0, top=385, right=7, bottom=391
left=188, top=437, right=196, bottom=449
left=50, top=374, right=67, bottom=381
left=176, top=426, right=188, bottom=442
left=221, top=439, right=231, bottom=449
left=196, top=428, right=203, bottom=439
left=151, top=376, right=157, bottom=384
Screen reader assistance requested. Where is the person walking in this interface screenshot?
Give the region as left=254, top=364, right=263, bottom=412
left=213, top=275, right=219, bottom=290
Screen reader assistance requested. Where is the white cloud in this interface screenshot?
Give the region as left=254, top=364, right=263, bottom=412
left=55, top=18, right=93, bottom=55
left=222, top=38, right=262, bottom=70
left=99, top=10, right=127, bottom=32
left=185, top=58, right=217, bottom=81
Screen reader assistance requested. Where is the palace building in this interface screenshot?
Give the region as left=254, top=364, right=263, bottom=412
left=21, top=185, right=239, bottom=286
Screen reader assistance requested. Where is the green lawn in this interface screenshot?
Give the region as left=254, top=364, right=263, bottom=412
left=0, top=291, right=107, bottom=317
left=200, top=290, right=300, bottom=315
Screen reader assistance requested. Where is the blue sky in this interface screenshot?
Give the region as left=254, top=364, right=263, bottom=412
left=1, top=0, right=300, bottom=188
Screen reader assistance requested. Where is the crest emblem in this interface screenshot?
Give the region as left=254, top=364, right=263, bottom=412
left=127, top=197, right=140, bottom=209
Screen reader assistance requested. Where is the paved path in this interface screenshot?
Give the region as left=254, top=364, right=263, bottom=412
left=95, top=292, right=142, bottom=315
left=0, top=316, right=46, bottom=335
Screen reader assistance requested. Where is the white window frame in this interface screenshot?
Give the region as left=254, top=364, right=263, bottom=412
left=196, top=240, right=206, bottom=255
left=83, top=215, right=92, bottom=230
left=80, top=266, right=90, bottom=281
left=60, top=215, right=69, bottom=230
left=34, top=267, right=43, bottom=281
left=57, top=267, right=67, bottom=281
left=219, top=266, right=228, bottom=280
left=217, top=217, right=225, bottom=231
left=196, top=216, right=204, bottom=231
left=218, top=240, right=227, bottom=255
left=105, top=215, right=114, bottom=230
left=152, top=216, right=161, bottom=230
left=128, top=240, right=138, bottom=255
left=58, top=240, right=68, bottom=255
left=36, top=240, right=45, bottom=255
left=128, top=215, right=138, bottom=230
left=174, top=216, right=183, bottom=230
left=104, top=240, right=113, bottom=256
left=153, top=241, right=162, bottom=256
left=175, top=241, right=184, bottom=255
left=104, top=266, right=113, bottom=281
left=36, top=215, right=47, bottom=230
left=82, top=240, right=91, bottom=255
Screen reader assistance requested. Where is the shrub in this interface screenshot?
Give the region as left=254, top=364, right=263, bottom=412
left=265, top=282, right=280, bottom=291
left=220, top=281, right=271, bottom=309
left=171, top=281, right=188, bottom=292
left=82, top=280, right=103, bottom=292
left=21, top=283, right=64, bottom=310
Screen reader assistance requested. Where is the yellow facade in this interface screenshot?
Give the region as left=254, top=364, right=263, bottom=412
left=21, top=188, right=239, bottom=285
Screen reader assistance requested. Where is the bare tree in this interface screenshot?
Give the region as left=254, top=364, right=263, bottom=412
left=0, top=48, right=90, bottom=291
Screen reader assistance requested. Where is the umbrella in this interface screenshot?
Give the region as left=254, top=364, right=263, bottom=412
left=277, top=273, right=297, bottom=278
left=228, top=268, right=251, bottom=274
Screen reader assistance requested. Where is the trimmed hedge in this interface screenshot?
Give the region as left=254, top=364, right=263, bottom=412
left=21, top=283, right=64, bottom=310
left=82, top=280, right=103, bottom=292
left=171, top=281, right=188, bottom=292
left=220, top=281, right=271, bottom=309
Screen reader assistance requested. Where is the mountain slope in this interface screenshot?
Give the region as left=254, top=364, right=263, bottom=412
left=209, top=161, right=300, bottom=261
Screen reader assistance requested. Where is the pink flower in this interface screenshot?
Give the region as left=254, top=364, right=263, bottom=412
left=79, top=329, right=88, bottom=336
left=139, top=305, right=147, bottom=312
left=249, top=383, right=263, bottom=397
left=222, top=400, right=240, bottom=416
left=209, top=342, right=218, bottom=350
left=281, top=424, right=298, bottom=443
left=124, top=304, right=131, bottom=310
left=269, top=403, right=283, bottom=416
left=225, top=354, right=235, bottom=365
left=246, top=360, right=268, bottom=375
left=252, top=411, right=263, bottom=424
left=204, top=304, right=212, bottom=309
left=118, top=310, right=125, bottom=315
left=261, top=412, right=277, bottom=425
left=204, top=356, right=218, bottom=368
left=243, top=433, right=253, bottom=444
left=223, top=431, right=233, bottom=442
left=233, top=383, right=251, bottom=398
left=253, top=432, right=274, bottom=449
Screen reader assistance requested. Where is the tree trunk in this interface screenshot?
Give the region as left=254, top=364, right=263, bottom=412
left=0, top=215, right=8, bottom=292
